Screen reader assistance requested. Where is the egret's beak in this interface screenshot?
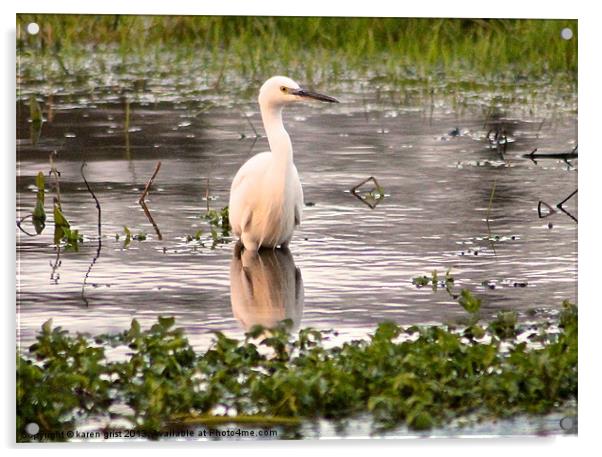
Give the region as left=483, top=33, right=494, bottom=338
left=292, top=88, right=339, bottom=103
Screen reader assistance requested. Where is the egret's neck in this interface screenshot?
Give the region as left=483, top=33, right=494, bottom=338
left=261, top=104, right=293, bottom=167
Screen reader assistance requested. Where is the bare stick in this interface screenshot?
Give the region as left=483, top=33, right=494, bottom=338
left=350, top=176, right=384, bottom=209
left=350, top=176, right=381, bottom=194
left=140, top=200, right=163, bottom=241
left=80, top=162, right=103, bottom=307
left=139, top=161, right=162, bottom=204
left=557, top=189, right=578, bottom=209
left=16, top=214, right=36, bottom=237
left=49, top=151, right=61, bottom=209
left=557, top=206, right=578, bottom=223
left=538, top=189, right=577, bottom=223
left=81, top=162, right=101, bottom=238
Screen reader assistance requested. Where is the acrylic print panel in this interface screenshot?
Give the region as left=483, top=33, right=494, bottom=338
left=16, top=15, right=577, bottom=442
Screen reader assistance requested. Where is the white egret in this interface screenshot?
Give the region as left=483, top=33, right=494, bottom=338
left=228, top=75, right=339, bottom=251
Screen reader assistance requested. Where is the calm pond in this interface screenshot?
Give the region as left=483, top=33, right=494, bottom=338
left=16, top=71, right=577, bottom=437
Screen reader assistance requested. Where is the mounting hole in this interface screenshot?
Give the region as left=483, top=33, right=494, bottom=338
left=25, top=422, right=40, bottom=435
left=26, top=22, right=40, bottom=35
left=561, top=28, right=573, bottom=40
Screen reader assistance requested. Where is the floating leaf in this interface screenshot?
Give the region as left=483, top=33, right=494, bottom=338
left=412, top=275, right=430, bottom=287
left=62, top=227, right=83, bottom=251
left=123, top=226, right=131, bottom=248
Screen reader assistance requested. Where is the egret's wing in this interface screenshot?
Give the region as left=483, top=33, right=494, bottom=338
left=231, top=152, right=271, bottom=193
left=292, top=164, right=303, bottom=226
left=229, top=152, right=272, bottom=235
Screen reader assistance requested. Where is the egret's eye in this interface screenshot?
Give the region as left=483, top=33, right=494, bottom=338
left=280, top=86, right=287, bottom=93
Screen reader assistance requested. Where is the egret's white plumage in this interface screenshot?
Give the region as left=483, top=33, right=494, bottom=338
left=229, top=76, right=338, bottom=251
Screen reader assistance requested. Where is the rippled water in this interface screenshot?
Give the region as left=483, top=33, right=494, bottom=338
left=16, top=82, right=577, bottom=355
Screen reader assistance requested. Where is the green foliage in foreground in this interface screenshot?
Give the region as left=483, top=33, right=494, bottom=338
left=17, top=302, right=577, bottom=441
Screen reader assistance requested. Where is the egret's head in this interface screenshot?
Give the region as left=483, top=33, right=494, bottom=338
left=258, top=75, right=339, bottom=108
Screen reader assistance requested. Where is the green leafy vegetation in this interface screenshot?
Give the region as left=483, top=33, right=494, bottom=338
left=52, top=200, right=82, bottom=251
left=458, top=289, right=482, bottom=314
left=412, top=269, right=483, bottom=315
left=412, top=269, right=454, bottom=292
left=16, top=16, right=577, bottom=115
left=204, top=206, right=231, bottom=247
left=17, top=301, right=577, bottom=441
left=121, top=226, right=147, bottom=248
left=185, top=229, right=203, bottom=243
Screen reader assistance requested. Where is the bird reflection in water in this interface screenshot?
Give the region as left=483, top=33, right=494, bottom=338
left=230, top=243, right=304, bottom=332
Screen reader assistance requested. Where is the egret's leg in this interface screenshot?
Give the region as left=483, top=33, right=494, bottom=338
left=233, top=240, right=244, bottom=259
left=241, top=232, right=258, bottom=252
left=281, top=235, right=293, bottom=249
left=241, top=246, right=258, bottom=269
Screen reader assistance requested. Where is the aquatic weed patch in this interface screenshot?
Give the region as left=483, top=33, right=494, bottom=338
left=16, top=16, right=577, bottom=79
left=17, top=302, right=577, bottom=441
left=16, top=16, right=577, bottom=113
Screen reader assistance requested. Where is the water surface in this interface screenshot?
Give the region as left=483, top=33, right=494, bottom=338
left=17, top=81, right=578, bottom=353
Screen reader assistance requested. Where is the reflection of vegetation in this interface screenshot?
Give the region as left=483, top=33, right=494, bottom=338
left=32, top=172, right=46, bottom=234
left=28, top=96, right=43, bottom=145
left=17, top=302, right=577, bottom=441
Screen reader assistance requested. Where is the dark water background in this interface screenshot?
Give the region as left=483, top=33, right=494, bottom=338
left=16, top=79, right=577, bottom=353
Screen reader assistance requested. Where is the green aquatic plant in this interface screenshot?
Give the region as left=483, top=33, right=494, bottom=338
left=412, top=269, right=454, bottom=292
left=17, top=302, right=577, bottom=441
left=51, top=200, right=82, bottom=250
left=186, top=229, right=203, bottom=243
left=458, top=289, right=482, bottom=314
left=123, top=225, right=132, bottom=248
left=204, top=206, right=231, bottom=248
left=61, top=227, right=83, bottom=252
left=16, top=16, right=577, bottom=81
left=122, top=226, right=147, bottom=248
left=205, top=206, right=230, bottom=232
